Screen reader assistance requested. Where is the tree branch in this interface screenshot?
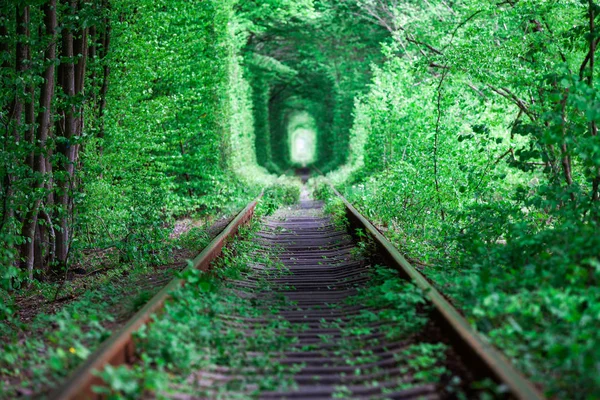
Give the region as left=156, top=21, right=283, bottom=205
left=486, top=84, right=536, bottom=121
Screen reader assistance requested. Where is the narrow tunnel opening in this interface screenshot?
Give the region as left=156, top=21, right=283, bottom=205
left=288, top=111, right=317, bottom=167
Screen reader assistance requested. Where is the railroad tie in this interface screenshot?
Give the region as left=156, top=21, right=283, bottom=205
left=227, top=197, right=447, bottom=399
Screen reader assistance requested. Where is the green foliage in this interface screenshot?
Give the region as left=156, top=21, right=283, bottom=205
left=0, top=291, right=13, bottom=322
left=0, top=246, right=213, bottom=398
left=345, top=265, right=430, bottom=339
left=0, top=0, right=268, bottom=289
left=77, top=0, right=243, bottom=265
left=322, top=197, right=349, bottom=231
left=3, top=0, right=600, bottom=397
left=129, top=291, right=154, bottom=314
left=242, top=0, right=388, bottom=173
left=174, top=227, right=211, bottom=253
left=308, top=177, right=333, bottom=201
left=0, top=288, right=115, bottom=397
left=236, top=0, right=316, bottom=33
left=95, top=364, right=167, bottom=399
left=328, top=0, right=600, bottom=397
left=403, top=343, right=449, bottom=384
left=316, top=259, right=453, bottom=393
left=256, top=177, right=301, bottom=216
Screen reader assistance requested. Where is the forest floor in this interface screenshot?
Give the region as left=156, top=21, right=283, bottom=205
left=15, top=215, right=234, bottom=325
left=0, top=212, right=237, bottom=398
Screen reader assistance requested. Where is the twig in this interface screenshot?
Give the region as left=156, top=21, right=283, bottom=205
left=579, top=38, right=600, bottom=81
left=466, top=82, right=486, bottom=98
left=442, top=9, right=486, bottom=52
left=494, top=148, right=514, bottom=165
left=486, top=84, right=536, bottom=121
left=434, top=69, right=448, bottom=221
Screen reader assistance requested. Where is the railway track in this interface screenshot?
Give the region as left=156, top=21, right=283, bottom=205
left=51, top=183, right=544, bottom=399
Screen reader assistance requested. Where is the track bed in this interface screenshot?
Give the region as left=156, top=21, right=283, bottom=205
left=218, top=195, right=470, bottom=399
left=52, top=189, right=543, bottom=400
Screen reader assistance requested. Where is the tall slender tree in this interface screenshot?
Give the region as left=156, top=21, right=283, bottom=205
left=20, top=0, right=57, bottom=279
left=54, top=0, right=78, bottom=269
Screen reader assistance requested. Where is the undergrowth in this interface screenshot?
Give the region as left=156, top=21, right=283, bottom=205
left=96, top=219, right=300, bottom=398
left=1, top=271, right=147, bottom=398
left=0, top=179, right=300, bottom=398
left=0, top=209, right=220, bottom=398
left=316, top=184, right=526, bottom=398
left=314, top=173, right=600, bottom=398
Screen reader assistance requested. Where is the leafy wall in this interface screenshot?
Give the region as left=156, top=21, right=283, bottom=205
left=324, top=1, right=600, bottom=397
left=0, top=0, right=275, bottom=288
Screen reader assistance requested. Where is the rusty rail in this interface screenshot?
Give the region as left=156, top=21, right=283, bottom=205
left=328, top=185, right=545, bottom=400
left=50, top=195, right=262, bottom=400
left=50, top=178, right=545, bottom=399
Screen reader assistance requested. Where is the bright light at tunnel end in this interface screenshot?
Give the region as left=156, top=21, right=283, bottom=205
left=291, top=128, right=316, bottom=166
left=288, top=111, right=317, bottom=167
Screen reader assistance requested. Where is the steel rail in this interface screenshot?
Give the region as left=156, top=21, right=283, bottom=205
left=50, top=194, right=262, bottom=400
left=329, top=185, right=545, bottom=400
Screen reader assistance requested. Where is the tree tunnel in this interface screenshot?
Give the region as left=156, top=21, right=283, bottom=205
left=250, top=68, right=340, bottom=173
left=250, top=61, right=372, bottom=174
left=244, top=6, right=388, bottom=175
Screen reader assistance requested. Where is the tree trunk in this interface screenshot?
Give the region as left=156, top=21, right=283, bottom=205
left=13, top=6, right=28, bottom=146
left=588, top=0, right=599, bottom=202
left=22, top=6, right=35, bottom=173
left=0, top=8, right=13, bottom=232
left=97, top=0, right=111, bottom=149
left=15, top=6, right=37, bottom=280
left=55, top=0, right=78, bottom=270
left=74, top=22, right=87, bottom=96
left=73, top=12, right=88, bottom=176
left=88, top=25, right=97, bottom=104
left=21, top=0, right=57, bottom=279
left=12, top=5, right=30, bottom=273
